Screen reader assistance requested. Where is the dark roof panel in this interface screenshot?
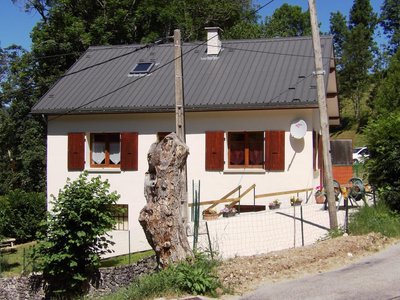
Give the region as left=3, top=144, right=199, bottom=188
left=32, top=36, right=334, bottom=114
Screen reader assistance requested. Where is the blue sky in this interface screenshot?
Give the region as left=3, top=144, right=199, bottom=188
left=0, top=0, right=385, bottom=50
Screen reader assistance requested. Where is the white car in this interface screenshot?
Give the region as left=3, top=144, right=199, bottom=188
left=353, top=147, right=369, bottom=163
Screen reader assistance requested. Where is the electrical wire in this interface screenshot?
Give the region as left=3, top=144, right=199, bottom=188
left=0, top=39, right=166, bottom=101
left=254, top=0, right=276, bottom=14
left=47, top=39, right=208, bottom=121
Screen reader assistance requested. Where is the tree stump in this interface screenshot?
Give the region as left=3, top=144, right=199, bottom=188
left=139, top=133, right=192, bottom=268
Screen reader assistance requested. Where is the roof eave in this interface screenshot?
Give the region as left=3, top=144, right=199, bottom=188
left=33, top=102, right=319, bottom=116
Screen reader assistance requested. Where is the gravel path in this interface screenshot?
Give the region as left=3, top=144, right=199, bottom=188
left=217, top=233, right=398, bottom=296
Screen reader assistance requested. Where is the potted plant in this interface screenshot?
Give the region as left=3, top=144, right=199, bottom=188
left=202, top=208, right=219, bottom=220
left=220, top=206, right=237, bottom=217
left=290, top=196, right=303, bottom=206
left=268, top=199, right=281, bottom=210
left=314, top=186, right=325, bottom=204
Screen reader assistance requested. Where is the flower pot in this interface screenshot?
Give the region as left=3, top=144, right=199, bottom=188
left=223, top=212, right=236, bottom=218
left=291, top=201, right=302, bottom=206
left=203, top=214, right=219, bottom=221
left=268, top=204, right=280, bottom=210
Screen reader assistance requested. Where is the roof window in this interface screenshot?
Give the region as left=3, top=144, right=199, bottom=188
left=130, top=62, right=154, bottom=75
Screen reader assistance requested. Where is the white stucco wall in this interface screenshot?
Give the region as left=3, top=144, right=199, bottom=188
left=47, top=109, right=321, bottom=257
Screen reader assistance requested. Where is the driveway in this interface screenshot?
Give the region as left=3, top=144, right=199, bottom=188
left=242, top=242, right=400, bottom=300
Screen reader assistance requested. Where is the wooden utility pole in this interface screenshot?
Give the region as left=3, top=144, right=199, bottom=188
left=308, top=0, right=338, bottom=229
left=174, top=29, right=188, bottom=226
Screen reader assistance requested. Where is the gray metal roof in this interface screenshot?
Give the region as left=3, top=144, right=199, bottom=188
left=32, top=36, right=334, bottom=115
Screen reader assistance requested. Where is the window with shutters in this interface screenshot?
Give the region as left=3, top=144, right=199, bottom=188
left=113, top=204, right=129, bottom=231
left=90, top=133, right=121, bottom=168
left=228, top=132, right=264, bottom=168
left=205, top=131, right=285, bottom=172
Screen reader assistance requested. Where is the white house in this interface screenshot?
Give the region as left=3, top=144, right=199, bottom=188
left=32, top=28, right=340, bottom=256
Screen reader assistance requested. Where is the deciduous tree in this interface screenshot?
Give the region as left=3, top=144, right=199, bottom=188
left=34, top=173, right=120, bottom=298
left=264, top=4, right=311, bottom=38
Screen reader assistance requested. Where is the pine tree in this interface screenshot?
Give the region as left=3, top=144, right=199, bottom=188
left=380, top=0, right=400, bottom=54
left=340, top=0, right=377, bottom=122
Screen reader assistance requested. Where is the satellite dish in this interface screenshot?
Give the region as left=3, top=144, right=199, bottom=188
left=290, top=119, right=307, bottom=139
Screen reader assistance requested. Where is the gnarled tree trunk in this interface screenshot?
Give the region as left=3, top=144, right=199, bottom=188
left=139, top=133, right=192, bottom=268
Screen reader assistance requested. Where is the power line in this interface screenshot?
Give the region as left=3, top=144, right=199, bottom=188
left=254, top=0, right=276, bottom=14
left=48, top=39, right=208, bottom=121
left=186, top=40, right=332, bottom=59
left=0, top=39, right=165, bottom=101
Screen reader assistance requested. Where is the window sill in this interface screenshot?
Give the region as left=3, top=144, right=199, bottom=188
left=86, top=168, right=121, bottom=174
left=223, top=169, right=265, bottom=174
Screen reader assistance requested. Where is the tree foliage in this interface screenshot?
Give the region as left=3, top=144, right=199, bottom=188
left=365, top=113, right=400, bottom=212
left=34, top=173, right=120, bottom=298
left=373, top=49, right=400, bottom=114
left=263, top=4, right=311, bottom=38
left=0, top=190, right=46, bottom=243
left=380, top=0, right=400, bottom=54
left=334, top=0, right=377, bottom=122
left=0, top=46, right=46, bottom=194
left=329, top=11, right=348, bottom=72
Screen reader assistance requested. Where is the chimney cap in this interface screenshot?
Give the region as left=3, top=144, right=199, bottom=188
left=204, top=26, right=223, bottom=32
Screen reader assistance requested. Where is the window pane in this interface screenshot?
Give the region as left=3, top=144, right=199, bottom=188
left=249, top=132, right=263, bottom=165
left=229, top=133, right=245, bottom=165
left=93, top=141, right=106, bottom=164
left=109, top=142, right=121, bottom=165
left=114, top=205, right=128, bottom=230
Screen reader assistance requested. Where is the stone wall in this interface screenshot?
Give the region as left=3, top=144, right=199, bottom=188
left=0, top=256, right=157, bottom=299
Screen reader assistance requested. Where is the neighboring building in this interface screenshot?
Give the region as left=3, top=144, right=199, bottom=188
left=32, top=28, right=340, bottom=256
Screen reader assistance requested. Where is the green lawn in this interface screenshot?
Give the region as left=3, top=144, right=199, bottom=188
left=100, top=250, right=154, bottom=268
left=0, top=241, right=154, bottom=277
left=0, top=241, right=36, bottom=277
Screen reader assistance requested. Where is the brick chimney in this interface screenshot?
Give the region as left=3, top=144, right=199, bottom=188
left=205, top=27, right=222, bottom=56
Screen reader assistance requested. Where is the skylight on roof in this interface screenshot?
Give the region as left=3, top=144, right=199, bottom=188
left=130, top=62, right=154, bottom=75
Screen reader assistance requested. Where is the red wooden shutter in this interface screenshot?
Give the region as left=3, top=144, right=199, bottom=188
left=121, top=132, right=138, bottom=171
left=265, top=131, right=285, bottom=171
left=205, top=131, right=224, bottom=171
left=68, top=132, right=85, bottom=171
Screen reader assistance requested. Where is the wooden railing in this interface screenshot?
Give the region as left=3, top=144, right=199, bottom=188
left=255, top=188, right=313, bottom=200
left=189, top=185, right=314, bottom=216
left=218, top=184, right=256, bottom=215
left=188, top=185, right=242, bottom=208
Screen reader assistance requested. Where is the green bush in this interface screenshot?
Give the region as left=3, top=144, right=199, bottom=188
left=105, top=252, right=222, bottom=300
left=33, top=172, right=120, bottom=298
left=0, top=190, right=46, bottom=243
left=173, top=252, right=221, bottom=296
left=364, top=112, right=400, bottom=212
left=349, top=202, right=400, bottom=237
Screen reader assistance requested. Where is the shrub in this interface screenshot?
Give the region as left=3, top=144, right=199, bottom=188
left=364, top=112, right=400, bottom=211
left=105, top=252, right=222, bottom=300
left=349, top=202, right=400, bottom=237
left=34, top=172, right=120, bottom=298
left=172, top=252, right=221, bottom=296
left=0, top=190, right=46, bottom=243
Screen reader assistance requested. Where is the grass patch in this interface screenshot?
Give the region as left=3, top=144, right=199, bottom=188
left=103, top=252, right=223, bottom=300
left=0, top=242, right=36, bottom=277
left=352, top=163, right=368, bottom=181
left=0, top=244, right=154, bottom=277
left=349, top=202, right=400, bottom=237
left=100, top=250, right=154, bottom=268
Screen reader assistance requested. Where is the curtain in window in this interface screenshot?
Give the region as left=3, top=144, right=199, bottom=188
left=249, top=148, right=263, bottom=165
left=230, top=145, right=244, bottom=165
left=110, top=142, right=121, bottom=165
left=93, top=142, right=105, bottom=164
